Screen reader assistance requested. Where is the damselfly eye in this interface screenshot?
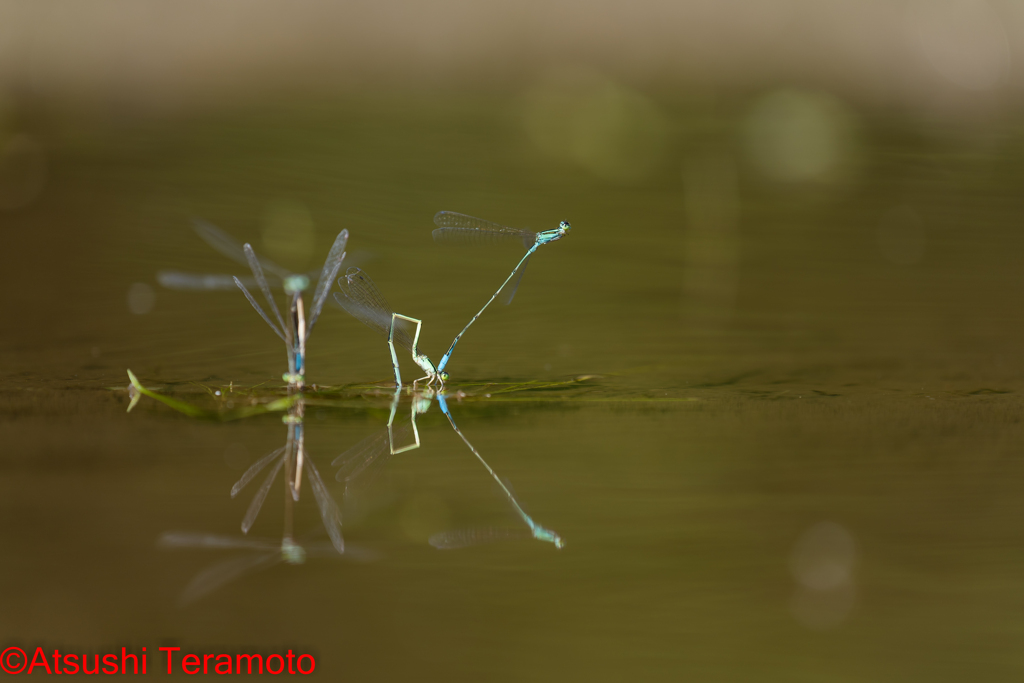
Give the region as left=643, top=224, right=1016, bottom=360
left=559, top=220, right=571, bottom=231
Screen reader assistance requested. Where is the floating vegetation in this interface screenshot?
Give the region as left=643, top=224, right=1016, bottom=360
left=120, top=368, right=702, bottom=420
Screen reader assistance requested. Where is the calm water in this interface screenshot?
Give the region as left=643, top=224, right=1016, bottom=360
left=4, top=93, right=1024, bottom=680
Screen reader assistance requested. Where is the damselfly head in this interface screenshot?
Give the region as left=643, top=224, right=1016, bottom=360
left=535, top=526, right=565, bottom=548
left=559, top=220, right=571, bottom=233
left=281, top=539, right=307, bottom=565
left=283, top=274, right=310, bottom=294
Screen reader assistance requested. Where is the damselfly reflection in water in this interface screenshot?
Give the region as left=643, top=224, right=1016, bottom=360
left=159, top=469, right=374, bottom=605
left=158, top=219, right=348, bottom=390
left=333, top=386, right=564, bottom=550
left=158, top=531, right=350, bottom=606
left=230, top=400, right=344, bottom=552
left=156, top=398, right=368, bottom=605
left=333, top=267, right=446, bottom=387
left=431, top=212, right=571, bottom=377
left=431, top=393, right=564, bottom=550
left=332, top=386, right=433, bottom=500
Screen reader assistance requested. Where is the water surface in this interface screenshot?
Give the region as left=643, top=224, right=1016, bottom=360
left=3, top=95, right=1024, bottom=680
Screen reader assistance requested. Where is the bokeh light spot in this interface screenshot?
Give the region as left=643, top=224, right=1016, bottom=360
left=789, top=521, right=857, bottom=630
left=910, top=0, right=1009, bottom=92
left=522, top=69, right=671, bottom=183
left=743, top=89, right=860, bottom=184
left=127, top=282, right=156, bottom=315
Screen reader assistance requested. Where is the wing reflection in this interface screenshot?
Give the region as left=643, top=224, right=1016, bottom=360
left=333, top=386, right=428, bottom=502
left=149, top=383, right=564, bottom=606
left=158, top=397, right=364, bottom=605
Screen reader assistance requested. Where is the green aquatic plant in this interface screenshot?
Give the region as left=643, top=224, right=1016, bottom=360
left=125, top=369, right=302, bottom=420
left=121, top=368, right=696, bottom=422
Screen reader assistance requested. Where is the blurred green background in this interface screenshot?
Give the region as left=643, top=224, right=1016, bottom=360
left=4, top=2, right=1024, bottom=681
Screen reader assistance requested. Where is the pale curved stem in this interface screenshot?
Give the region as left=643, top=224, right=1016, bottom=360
left=386, top=314, right=404, bottom=386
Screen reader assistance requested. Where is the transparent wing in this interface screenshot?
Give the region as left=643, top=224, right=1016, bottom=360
left=344, top=424, right=412, bottom=501
left=159, top=269, right=318, bottom=292
left=429, top=527, right=530, bottom=549
left=241, top=455, right=286, bottom=534
left=242, top=243, right=287, bottom=333
left=158, top=271, right=251, bottom=291
left=432, top=211, right=535, bottom=248
left=332, top=429, right=390, bottom=472
left=306, top=229, right=349, bottom=336
left=333, top=267, right=414, bottom=352
left=231, top=446, right=286, bottom=498
left=159, top=532, right=277, bottom=552
left=342, top=435, right=393, bottom=486
left=233, top=277, right=286, bottom=341
left=304, top=456, right=344, bottom=554
left=192, top=218, right=292, bottom=280
left=179, top=553, right=278, bottom=605
left=501, top=254, right=531, bottom=305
